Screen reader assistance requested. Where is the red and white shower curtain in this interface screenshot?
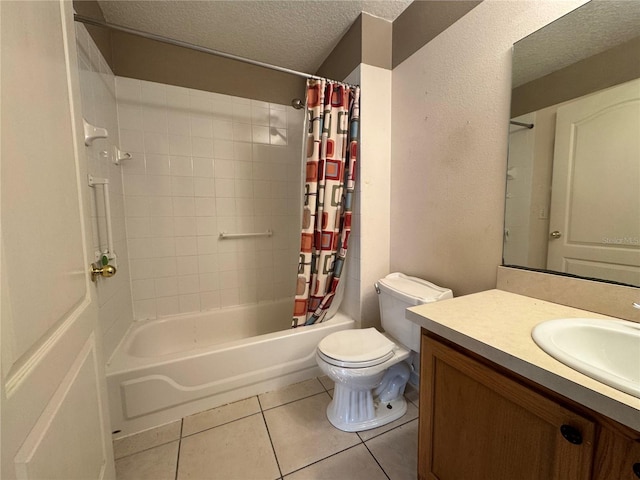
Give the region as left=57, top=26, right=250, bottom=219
left=292, top=79, right=360, bottom=327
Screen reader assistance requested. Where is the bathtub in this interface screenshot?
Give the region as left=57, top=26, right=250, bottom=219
left=106, top=301, right=354, bottom=437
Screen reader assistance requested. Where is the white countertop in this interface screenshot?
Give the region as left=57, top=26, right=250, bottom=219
left=406, top=289, right=640, bottom=431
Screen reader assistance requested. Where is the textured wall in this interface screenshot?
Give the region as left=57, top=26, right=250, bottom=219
left=390, top=0, right=588, bottom=297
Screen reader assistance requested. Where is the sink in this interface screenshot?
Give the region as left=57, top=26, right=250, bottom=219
left=532, top=318, right=640, bottom=398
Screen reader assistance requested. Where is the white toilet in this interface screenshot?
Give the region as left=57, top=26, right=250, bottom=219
left=316, top=272, right=453, bottom=432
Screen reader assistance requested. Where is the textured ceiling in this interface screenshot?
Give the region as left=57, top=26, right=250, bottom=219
left=97, top=0, right=413, bottom=74
left=513, top=0, right=640, bottom=87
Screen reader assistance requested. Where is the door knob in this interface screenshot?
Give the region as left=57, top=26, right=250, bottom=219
left=550, top=231, right=562, bottom=239
left=90, top=263, right=116, bottom=282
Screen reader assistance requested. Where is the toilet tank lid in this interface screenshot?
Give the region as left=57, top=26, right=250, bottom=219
left=378, top=272, right=453, bottom=305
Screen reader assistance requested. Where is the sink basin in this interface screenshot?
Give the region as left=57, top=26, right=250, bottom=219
left=532, top=318, right=640, bottom=398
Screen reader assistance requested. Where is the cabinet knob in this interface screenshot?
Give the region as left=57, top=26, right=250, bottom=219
left=633, top=462, right=640, bottom=479
left=560, top=424, right=583, bottom=445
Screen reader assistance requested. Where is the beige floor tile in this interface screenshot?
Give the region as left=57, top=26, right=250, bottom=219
left=259, top=378, right=325, bottom=410
left=284, top=444, right=387, bottom=480
left=317, top=375, right=334, bottom=391
left=264, top=393, right=360, bottom=475
left=177, top=413, right=280, bottom=480
left=113, top=421, right=181, bottom=459
left=365, top=419, right=418, bottom=480
left=182, top=396, right=261, bottom=436
left=357, top=400, right=419, bottom=442
left=115, top=440, right=179, bottom=480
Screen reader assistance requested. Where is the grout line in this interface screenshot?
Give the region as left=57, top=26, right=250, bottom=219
left=174, top=419, right=183, bottom=480
left=113, top=436, right=181, bottom=461
left=179, top=410, right=262, bottom=439
left=362, top=441, right=391, bottom=480
left=357, top=414, right=419, bottom=442
left=260, top=389, right=330, bottom=412
left=258, top=396, right=284, bottom=479
left=282, top=443, right=365, bottom=477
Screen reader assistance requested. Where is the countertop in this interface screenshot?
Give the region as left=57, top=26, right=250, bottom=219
left=406, top=289, right=640, bottom=431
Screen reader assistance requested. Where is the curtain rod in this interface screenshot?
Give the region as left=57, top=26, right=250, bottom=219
left=74, top=14, right=357, bottom=88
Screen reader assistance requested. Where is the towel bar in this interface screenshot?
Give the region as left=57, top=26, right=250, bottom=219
left=219, top=230, right=273, bottom=239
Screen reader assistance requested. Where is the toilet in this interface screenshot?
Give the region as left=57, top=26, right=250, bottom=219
left=316, top=272, right=453, bottom=432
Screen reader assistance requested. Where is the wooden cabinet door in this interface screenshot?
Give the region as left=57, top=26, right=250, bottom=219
left=418, top=336, right=595, bottom=480
left=592, top=426, right=640, bottom=480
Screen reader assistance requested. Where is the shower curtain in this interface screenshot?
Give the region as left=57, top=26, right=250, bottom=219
left=292, top=79, right=360, bottom=328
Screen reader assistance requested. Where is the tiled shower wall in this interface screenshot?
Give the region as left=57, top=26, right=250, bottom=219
left=75, top=25, right=134, bottom=358
left=115, top=78, right=304, bottom=320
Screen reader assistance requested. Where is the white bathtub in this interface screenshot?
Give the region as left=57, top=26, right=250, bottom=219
left=106, top=301, right=354, bottom=437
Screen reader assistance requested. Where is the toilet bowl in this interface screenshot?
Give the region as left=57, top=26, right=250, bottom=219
left=316, top=273, right=453, bottom=432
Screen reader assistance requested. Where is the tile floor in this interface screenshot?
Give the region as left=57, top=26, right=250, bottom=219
left=114, top=376, right=420, bottom=480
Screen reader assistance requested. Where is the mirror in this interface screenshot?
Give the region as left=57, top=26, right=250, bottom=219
left=504, top=0, right=640, bottom=287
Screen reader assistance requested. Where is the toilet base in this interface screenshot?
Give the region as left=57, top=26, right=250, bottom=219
left=326, top=395, right=407, bottom=432
left=325, top=362, right=411, bottom=432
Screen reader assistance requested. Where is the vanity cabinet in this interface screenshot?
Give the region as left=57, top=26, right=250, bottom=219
left=418, top=333, right=640, bottom=480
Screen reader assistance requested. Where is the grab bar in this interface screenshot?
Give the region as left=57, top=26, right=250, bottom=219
left=88, top=175, right=117, bottom=264
left=219, top=230, right=273, bottom=239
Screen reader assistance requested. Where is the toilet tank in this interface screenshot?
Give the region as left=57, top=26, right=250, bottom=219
left=376, top=273, right=453, bottom=352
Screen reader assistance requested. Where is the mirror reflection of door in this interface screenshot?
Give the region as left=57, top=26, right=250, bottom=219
left=547, top=78, right=640, bottom=285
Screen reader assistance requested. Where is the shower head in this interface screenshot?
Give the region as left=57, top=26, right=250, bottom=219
left=291, top=98, right=305, bottom=110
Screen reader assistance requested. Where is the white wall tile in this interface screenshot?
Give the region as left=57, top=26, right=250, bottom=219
left=144, top=132, right=169, bottom=154
left=179, top=294, right=200, bottom=313
left=172, top=197, right=195, bottom=216
left=171, top=176, right=194, bottom=197
left=178, top=274, right=200, bottom=295
left=155, top=276, right=178, bottom=297
left=213, top=139, right=235, bottom=159
left=132, top=279, right=156, bottom=300
left=156, top=296, right=180, bottom=317
left=200, top=291, right=220, bottom=310
left=170, top=156, right=193, bottom=177
left=177, top=255, right=199, bottom=276
left=194, top=177, right=216, bottom=197
left=117, top=77, right=304, bottom=319
left=142, top=106, right=168, bottom=133
left=174, top=217, right=197, bottom=236
left=252, top=126, right=270, bottom=144
left=192, top=137, right=214, bottom=158
left=215, top=178, right=235, bottom=197
left=153, top=258, right=177, bottom=278
left=197, top=236, right=217, bottom=255
left=195, top=198, right=216, bottom=217
left=196, top=217, right=217, bottom=236
left=147, top=175, right=172, bottom=197
left=169, top=134, right=191, bottom=156
left=191, top=114, right=213, bottom=138
left=193, top=157, right=214, bottom=178
left=213, top=120, right=233, bottom=140
left=148, top=196, right=173, bottom=216
left=175, top=236, right=198, bottom=256
left=233, top=123, right=252, bottom=143
left=152, top=237, right=176, bottom=257
left=168, top=111, right=191, bottom=136
left=145, top=154, right=171, bottom=175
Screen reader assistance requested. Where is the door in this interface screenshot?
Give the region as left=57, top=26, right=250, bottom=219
left=1, top=1, right=115, bottom=479
left=547, top=79, right=640, bottom=285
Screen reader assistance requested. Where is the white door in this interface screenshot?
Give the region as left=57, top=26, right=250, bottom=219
left=547, top=78, right=640, bottom=286
left=1, top=1, right=115, bottom=479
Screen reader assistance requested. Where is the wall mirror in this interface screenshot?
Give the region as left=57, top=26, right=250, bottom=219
left=504, top=0, right=640, bottom=287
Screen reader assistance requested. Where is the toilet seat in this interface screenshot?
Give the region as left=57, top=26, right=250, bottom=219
left=317, top=328, right=396, bottom=368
